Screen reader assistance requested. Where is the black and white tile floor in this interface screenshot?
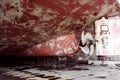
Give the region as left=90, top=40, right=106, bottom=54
left=1, top=61, right=120, bottom=80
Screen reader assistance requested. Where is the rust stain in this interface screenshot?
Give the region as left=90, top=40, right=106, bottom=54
left=0, top=0, right=119, bottom=55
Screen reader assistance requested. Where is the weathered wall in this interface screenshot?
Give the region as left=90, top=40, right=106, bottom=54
left=95, top=16, right=120, bottom=56
left=0, top=0, right=119, bottom=55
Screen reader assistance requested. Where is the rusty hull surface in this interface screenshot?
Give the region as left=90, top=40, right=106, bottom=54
left=0, top=0, right=120, bottom=55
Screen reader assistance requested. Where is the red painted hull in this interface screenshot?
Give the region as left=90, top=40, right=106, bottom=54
left=0, top=0, right=119, bottom=55
left=18, top=34, right=78, bottom=56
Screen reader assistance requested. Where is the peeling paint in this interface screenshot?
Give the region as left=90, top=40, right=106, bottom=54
left=63, top=48, right=67, bottom=53
left=49, top=40, right=55, bottom=49
left=30, top=7, right=43, bottom=17
left=19, top=34, right=78, bottom=56
left=59, top=17, right=73, bottom=26
left=57, top=44, right=61, bottom=49
left=67, top=48, right=73, bottom=53
left=77, top=0, right=90, bottom=5
left=55, top=50, right=63, bottom=55
left=71, top=7, right=80, bottom=13
left=36, top=44, right=42, bottom=48
left=42, top=13, right=56, bottom=21
left=56, top=36, right=66, bottom=41
left=0, top=0, right=119, bottom=55
left=97, top=4, right=113, bottom=17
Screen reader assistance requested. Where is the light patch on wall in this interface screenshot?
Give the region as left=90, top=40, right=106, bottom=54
left=19, top=20, right=36, bottom=28
left=71, top=7, right=80, bottom=13
left=27, top=20, right=36, bottom=26
left=0, top=0, right=14, bottom=7
left=42, top=13, right=55, bottom=21
left=59, top=17, right=72, bottom=26
left=63, top=48, right=67, bottom=53
left=71, top=41, right=75, bottom=46
left=36, top=44, right=42, bottom=48
left=1, top=0, right=24, bottom=23
left=30, top=7, right=43, bottom=17
left=49, top=40, right=55, bottom=49
left=41, top=31, right=49, bottom=38
left=55, top=50, right=63, bottom=55
left=96, top=4, right=113, bottom=17
left=60, top=0, right=69, bottom=6
left=88, top=0, right=98, bottom=6
left=10, top=0, right=24, bottom=12
left=72, top=19, right=82, bottom=24
left=57, top=36, right=66, bottom=41
left=77, top=0, right=90, bottom=5
left=33, top=25, right=41, bottom=32
left=64, top=47, right=74, bottom=54
left=83, top=10, right=90, bottom=15
left=57, top=44, right=61, bottom=49
left=67, top=48, right=73, bottom=53
left=3, top=9, right=23, bottom=23
left=39, top=7, right=58, bottom=22
left=46, top=8, right=59, bottom=14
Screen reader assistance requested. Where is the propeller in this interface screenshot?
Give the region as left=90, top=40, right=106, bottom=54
left=80, top=31, right=94, bottom=57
